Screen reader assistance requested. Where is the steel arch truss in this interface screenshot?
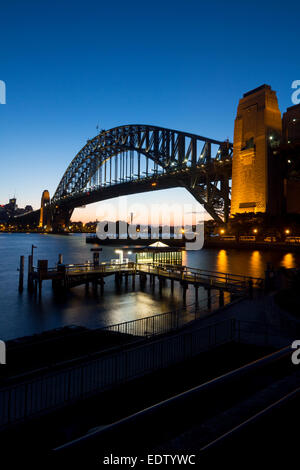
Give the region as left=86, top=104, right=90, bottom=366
left=53, top=125, right=232, bottom=222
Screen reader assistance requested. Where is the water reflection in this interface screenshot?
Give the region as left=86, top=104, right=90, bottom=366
left=216, top=249, right=229, bottom=272
left=250, top=250, right=262, bottom=273
left=281, top=253, right=296, bottom=269
left=0, top=233, right=300, bottom=340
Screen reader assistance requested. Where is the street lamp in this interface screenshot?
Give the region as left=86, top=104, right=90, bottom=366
left=285, top=229, right=290, bottom=235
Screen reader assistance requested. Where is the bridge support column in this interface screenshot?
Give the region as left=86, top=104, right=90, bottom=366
left=171, top=279, right=174, bottom=293
left=132, top=274, right=135, bottom=290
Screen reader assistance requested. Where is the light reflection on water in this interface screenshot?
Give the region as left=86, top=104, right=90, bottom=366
left=281, top=253, right=296, bottom=269
left=0, top=233, right=299, bottom=340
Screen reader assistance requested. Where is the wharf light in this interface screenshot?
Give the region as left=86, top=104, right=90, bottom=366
left=115, top=249, right=124, bottom=264
left=285, top=229, right=290, bottom=235
left=151, top=182, right=157, bottom=187
left=253, top=229, right=258, bottom=233
left=220, top=229, right=225, bottom=235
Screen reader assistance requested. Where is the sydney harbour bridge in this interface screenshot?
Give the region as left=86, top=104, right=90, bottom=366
left=13, top=85, right=300, bottom=232
left=17, top=124, right=233, bottom=229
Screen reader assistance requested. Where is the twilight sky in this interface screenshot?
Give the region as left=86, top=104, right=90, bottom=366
left=0, top=0, right=299, bottom=222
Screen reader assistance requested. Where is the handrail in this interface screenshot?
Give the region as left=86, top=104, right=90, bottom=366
left=199, top=386, right=300, bottom=455
left=32, top=261, right=264, bottom=289
left=52, top=345, right=291, bottom=455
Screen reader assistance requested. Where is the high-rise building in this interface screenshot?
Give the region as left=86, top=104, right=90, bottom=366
left=282, top=103, right=300, bottom=214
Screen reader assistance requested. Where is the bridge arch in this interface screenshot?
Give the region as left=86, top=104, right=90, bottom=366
left=52, top=125, right=232, bottom=224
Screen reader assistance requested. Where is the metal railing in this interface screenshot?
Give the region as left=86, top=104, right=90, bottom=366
left=33, top=261, right=264, bottom=290
left=101, top=296, right=222, bottom=338
left=136, top=263, right=264, bottom=289
left=0, top=317, right=290, bottom=430
left=0, top=317, right=234, bottom=429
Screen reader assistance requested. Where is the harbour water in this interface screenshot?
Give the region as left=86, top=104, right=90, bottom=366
left=0, top=232, right=299, bottom=340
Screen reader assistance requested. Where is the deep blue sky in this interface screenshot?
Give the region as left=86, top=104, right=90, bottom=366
left=0, top=0, right=299, bottom=221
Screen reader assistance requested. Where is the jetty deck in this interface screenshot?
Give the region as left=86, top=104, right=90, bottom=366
left=26, top=260, right=264, bottom=300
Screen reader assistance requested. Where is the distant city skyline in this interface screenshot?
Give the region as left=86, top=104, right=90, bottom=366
left=1, top=0, right=299, bottom=222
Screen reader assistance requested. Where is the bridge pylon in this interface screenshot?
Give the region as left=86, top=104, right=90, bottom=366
left=231, top=85, right=282, bottom=216
left=39, top=190, right=51, bottom=230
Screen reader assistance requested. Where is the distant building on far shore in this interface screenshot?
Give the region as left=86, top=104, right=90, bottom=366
left=0, top=198, right=33, bottom=222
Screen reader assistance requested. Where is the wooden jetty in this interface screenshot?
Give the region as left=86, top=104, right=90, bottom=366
left=24, top=256, right=264, bottom=301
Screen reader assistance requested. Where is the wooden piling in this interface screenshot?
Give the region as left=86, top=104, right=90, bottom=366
left=219, top=290, right=224, bottom=307
left=194, top=284, right=198, bottom=301
left=207, top=288, right=211, bottom=310
left=159, top=277, right=163, bottom=294
left=27, top=255, right=33, bottom=291
left=18, top=255, right=24, bottom=292
left=182, top=284, right=187, bottom=302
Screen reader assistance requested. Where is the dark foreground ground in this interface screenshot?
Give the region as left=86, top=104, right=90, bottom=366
left=0, top=342, right=283, bottom=462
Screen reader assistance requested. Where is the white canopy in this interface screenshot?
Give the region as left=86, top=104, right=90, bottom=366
left=148, top=241, right=169, bottom=248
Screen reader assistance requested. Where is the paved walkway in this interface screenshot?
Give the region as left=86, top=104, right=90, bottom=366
left=188, top=293, right=300, bottom=349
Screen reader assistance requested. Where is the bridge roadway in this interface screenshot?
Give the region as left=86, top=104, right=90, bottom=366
left=30, top=261, right=263, bottom=298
